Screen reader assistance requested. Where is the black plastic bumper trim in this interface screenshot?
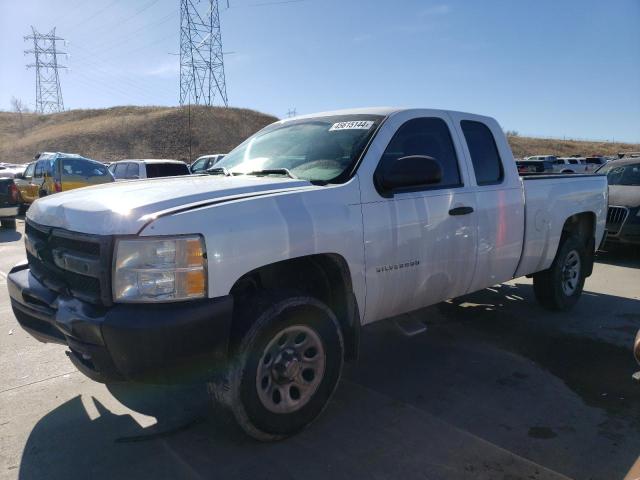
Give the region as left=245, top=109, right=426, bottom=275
left=8, top=267, right=234, bottom=384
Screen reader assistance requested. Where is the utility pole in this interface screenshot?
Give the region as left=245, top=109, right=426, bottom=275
left=24, top=27, right=66, bottom=113
left=180, top=0, right=228, bottom=107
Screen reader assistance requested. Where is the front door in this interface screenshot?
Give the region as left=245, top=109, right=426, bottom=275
left=360, top=113, right=477, bottom=324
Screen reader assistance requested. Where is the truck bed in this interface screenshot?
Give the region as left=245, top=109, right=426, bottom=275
left=515, top=174, right=608, bottom=278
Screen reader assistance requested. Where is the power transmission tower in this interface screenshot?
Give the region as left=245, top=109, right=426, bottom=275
left=24, top=27, right=66, bottom=113
left=180, top=0, right=228, bottom=107
left=287, top=108, right=297, bottom=118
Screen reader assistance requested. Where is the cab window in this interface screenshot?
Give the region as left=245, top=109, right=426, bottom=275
left=126, top=163, right=140, bottom=179
left=190, top=158, right=207, bottom=173
left=377, top=117, right=462, bottom=190
left=113, top=163, right=127, bottom=179
left=34, top=161, right=43, bottom=178
left=24, top=163, right=35, bottom=178
left=460, top=120, right=504, bottom=185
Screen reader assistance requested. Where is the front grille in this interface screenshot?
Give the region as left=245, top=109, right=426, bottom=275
left=606, top=206, right=629, bottom=235
left=25, top=220, right=113, bottom=305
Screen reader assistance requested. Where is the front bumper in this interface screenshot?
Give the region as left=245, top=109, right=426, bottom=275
left=0, top=205, right=18, bottom=218
left=8, top=263, right=233, bottom=384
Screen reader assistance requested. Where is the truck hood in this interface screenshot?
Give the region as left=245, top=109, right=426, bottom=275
left=608, top=185, right=640, bottom=209
left=27, top=175, right=316, bottom=235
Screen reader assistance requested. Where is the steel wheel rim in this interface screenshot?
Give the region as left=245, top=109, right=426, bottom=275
left=561, top=249, right=581, bottom=296
left=256, top=324, right=326, bottom=414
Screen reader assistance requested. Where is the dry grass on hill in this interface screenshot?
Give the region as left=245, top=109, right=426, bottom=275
left=0, top=105, right=277, bottom=163
left=507, top=134, right=638, bottom=159
left=0, top=106, right=637, bottom=164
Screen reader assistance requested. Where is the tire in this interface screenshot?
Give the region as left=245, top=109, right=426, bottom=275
left=533, top=235, right=586, bottom=311
left=1, top=219, right=16, bottom=230
left=209, top=291, right=344, bottom=441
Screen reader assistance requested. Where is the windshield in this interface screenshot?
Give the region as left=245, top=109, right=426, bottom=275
left=61, top=158, right=109, bottom=177
left=599, top=162, right=640, bottom=186
left=215, top=114, right=384, bottom=182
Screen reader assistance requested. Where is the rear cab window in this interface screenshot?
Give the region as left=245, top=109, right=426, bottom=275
left=460, top=120, right=504, bottom=185
left=376, top=117, right=462, bottom=191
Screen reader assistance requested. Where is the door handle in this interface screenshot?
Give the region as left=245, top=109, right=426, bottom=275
left=449, top=206, right=474, bottom=216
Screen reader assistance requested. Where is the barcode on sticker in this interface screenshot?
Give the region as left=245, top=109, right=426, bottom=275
left=329, top=121, right=374, bottom=131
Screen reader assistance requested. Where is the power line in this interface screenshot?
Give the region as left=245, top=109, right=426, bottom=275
left=24, top=26, right=66, bottom=113
left=180, top=0, right=228, bottom=107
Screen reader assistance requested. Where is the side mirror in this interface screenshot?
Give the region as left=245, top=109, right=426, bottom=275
left=15, top=173, right=24, bottom=180
left=375, top=155, right=442, bottom=193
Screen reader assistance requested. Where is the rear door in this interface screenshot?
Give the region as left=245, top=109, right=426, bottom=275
left=22, top=163, right=38, bottom=203
left=359, top=111, right=478, bottom=324
left=449, top=112, right=524, bottom=292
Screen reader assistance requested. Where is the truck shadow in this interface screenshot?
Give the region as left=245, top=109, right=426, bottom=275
left=15, top=283, right=640, bottom=480
left=0, top=228, right=22, bottom=243
left=596, top=243, right=640, bottom=268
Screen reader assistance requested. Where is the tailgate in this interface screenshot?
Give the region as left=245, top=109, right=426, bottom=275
left=0, top=180, right=16, bottom=206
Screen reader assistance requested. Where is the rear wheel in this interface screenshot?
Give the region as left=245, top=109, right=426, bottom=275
left=209, top=292, right=344, bottom=441
left=533, top=235, right=586, bottom=311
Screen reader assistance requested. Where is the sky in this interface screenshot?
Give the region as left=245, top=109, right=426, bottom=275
left=1, top=0, right=639, bottom=142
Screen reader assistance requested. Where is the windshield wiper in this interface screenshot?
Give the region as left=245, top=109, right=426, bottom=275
left=205, top=167, right=231, bottom=176
left=246, top=168, right=298, bottom=179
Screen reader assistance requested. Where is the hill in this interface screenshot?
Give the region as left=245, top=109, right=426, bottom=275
left=0, top=106, right=277, bottom=163
left=0, top=106, right=637, bottom=163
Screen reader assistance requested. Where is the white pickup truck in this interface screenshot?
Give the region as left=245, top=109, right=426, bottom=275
left=8, top=107, right=607, bottom=440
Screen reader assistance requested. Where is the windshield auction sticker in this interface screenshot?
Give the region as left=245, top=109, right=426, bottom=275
left=329, top=120, right=375, bottom=131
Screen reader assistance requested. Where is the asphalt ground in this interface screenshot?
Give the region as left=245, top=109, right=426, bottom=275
left=1, top=219, right=639, bottom=480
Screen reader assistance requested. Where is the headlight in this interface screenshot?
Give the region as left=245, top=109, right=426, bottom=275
left=113, top=236, right=206, bottom=302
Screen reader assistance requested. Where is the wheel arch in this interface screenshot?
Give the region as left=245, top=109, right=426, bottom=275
left=229, top=253, right=361, bottom=362
left=561, top=211, right=596, bottom=276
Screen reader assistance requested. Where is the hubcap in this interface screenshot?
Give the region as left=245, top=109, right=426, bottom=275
left=561, top=249, right=581, bottom=296
left=256, top=325, right=326, bottom=414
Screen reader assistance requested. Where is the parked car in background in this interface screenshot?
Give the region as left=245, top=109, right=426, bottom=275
left=189, top=154, right=225, bottom=174
left=13, top=162, right=37, bottom=211
left=109, top=159, right=191, bottom=180
left=596, top=159, right=640, bottom=246
left=516, top=159, right=554, bottom=174
left=525, top=155, right=557, bottom=163
left=0, top=178, right=20, bottom=229
left=617, top=152, right=640, bottom=160
left=584, top=156, right=608, bottom=173
left=28, top=152, right=113, bottom=198
left=0, top=164, right=26, bottom=179
left=553, top=157, right=587, bottom=174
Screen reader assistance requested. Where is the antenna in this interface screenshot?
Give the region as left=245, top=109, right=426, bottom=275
left=180, top=0, right=228, bottom=107
left=24, top=27, right=66, bottom=113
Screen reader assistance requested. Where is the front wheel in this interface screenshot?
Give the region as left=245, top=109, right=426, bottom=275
left=533, top=235, right=586, bottom=311
left=209, top=292, right=344, bottom=441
